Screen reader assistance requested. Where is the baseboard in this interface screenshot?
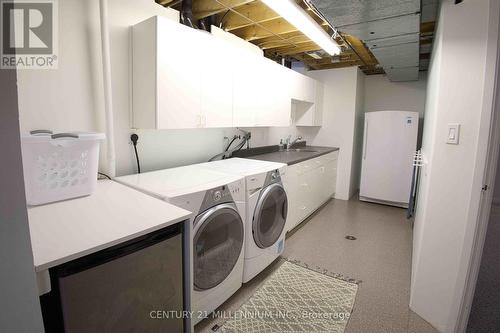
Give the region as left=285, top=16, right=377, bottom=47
left=359, top=196, right=409, bottom=209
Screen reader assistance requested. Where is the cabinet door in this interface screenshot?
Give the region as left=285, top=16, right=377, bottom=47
left=201, top=36, right=233, bottom=128
left=284, top=164, right=299, bottom=232
left=257, top=60, right=292, bottom=127
left=156, top=19, right=203, bottom=129
left=289, top=70, right=305, bottom=102
left=303, top=76, right=316, bottom=103
left=233, top=53, right=264, bottom=127
left=322, top=152, right=338, bottom=199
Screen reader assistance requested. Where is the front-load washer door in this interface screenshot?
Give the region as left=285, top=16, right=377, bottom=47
left=253, top=183, right=288, bottom=249
left=193, top=203, right=244, bottom=291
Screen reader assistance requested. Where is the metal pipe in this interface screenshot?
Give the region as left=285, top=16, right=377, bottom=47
left=181, top=0, right=194, bottom=27
left=303, top=0, right=368, bottom=66
left=99, top=0, right=116, bottom=178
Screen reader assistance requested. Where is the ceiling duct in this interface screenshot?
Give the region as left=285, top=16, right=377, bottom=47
left=310, top=0, right=435, bottom=81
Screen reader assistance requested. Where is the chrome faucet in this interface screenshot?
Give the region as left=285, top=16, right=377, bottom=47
left=288, top=135, right=303, bottom=148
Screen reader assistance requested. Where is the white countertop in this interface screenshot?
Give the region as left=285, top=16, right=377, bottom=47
left=28, top=180, right=192, bottom=272
left=115, top=164, right=243, bottom=199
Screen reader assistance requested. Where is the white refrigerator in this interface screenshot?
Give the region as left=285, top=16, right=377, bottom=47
left=359, top=111, right=419, bottom=208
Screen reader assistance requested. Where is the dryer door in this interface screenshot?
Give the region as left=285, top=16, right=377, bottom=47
left=253, top=183, right=288, bottom=249
left=193, top=203, right=244, bottom=291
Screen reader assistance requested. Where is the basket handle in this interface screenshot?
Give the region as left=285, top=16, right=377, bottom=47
left=51, top=133, right=80, bottom=139
left=30, top=129, right=53, bottom=135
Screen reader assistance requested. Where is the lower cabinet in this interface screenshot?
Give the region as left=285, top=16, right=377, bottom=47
left=286, top=151, right=338, bottom=232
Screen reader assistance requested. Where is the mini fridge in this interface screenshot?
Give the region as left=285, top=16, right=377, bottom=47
left=359, top=111, right=419, bottom=208
left=41, top=223, right=186, bottom=333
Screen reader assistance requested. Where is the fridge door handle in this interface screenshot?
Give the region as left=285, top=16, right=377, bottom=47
left=363, top=119, right=369, bottom=160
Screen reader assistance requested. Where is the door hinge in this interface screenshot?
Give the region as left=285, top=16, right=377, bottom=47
left=482, top=185, right=489, bottom=191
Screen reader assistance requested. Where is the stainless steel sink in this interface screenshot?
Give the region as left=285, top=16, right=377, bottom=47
left=284, top=148, right=318, bottom=153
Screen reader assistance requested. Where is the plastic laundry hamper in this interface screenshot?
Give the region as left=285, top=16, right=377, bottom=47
left=21, top=130, right=105, bottom=206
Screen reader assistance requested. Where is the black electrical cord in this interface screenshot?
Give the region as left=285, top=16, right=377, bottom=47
left=130, top=134, right=141, bottom=174
left=225, top=135, right=239, bottom=152
left=98, top=172, right=111, bottom=180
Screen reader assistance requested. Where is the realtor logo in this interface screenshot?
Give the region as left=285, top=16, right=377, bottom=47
left=1, top=0, right=58, bottom=69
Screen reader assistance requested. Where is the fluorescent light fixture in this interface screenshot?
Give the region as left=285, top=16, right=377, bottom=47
left=261, top=0, right=341, bottom=56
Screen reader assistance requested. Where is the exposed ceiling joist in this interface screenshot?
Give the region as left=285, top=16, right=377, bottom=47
left=157, top=0, right=435, bottom=75
left=158, top=0, right=176, bottom=5
left=343, top=35, right=378, bottom=66
left=315, top=60, right=365, bottom=70
left=193, top=0, right=254, bottom=20
left=253, top=31, right=312, bottom=49
left=230, top=17, right=329, bottom=41
left=421, top=21, right=436, bottom=34
left=217, top=1, right=280, bottom=31
left=265, top=41, right=324, bottom=56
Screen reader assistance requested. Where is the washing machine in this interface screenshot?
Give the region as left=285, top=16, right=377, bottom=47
left=200, top=158, right=288, bottom=283
left=115, top=165, right=245, bottom=324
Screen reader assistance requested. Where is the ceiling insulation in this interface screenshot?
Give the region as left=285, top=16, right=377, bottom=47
left=311, top=0, right=432, bottom=81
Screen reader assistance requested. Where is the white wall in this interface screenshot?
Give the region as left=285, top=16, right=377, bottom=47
left=267, top=67, right=363, bottom=200
left=1, top=65, right=44, bottom=333
left=17, top=0, right=268, bottom=176
left=364, top=73, right=428, bottom=117
left=364, top=72, right=428, bottom=146
left=410, top=1, right=500, bottom=332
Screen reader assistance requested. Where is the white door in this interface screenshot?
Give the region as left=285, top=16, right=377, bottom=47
left=360, top=111, right=418, bottom=205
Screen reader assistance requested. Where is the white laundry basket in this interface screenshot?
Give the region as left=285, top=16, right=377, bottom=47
left=21, top=130, right=105, bottom=205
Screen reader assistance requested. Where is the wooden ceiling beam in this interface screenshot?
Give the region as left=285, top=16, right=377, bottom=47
left=218, top=1, right=280, bottom=31
left=230, top=12, right=330, bottom=41
left=421, top=21, right=436, bottom=34
left=314, top=60, right=365, bottom=70
left=157, top=0, right=176, bottom=5
left=343, top=35, right=378, bottom=66
left=192, top=0, right=255, bottom=20
left=265, top=41, right=324, bottom=56
left=290, top=54, right=323, bottom=70
left=420, top=53, right=431, bottom=60
left=254, top=34, right=312, bottom=50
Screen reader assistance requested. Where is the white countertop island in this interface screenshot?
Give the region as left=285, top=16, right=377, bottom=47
left=28, top=180, right=192, bottom=273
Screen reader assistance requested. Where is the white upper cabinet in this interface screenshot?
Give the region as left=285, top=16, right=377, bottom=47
left=133, top=16, right=204, bottom=129
left=233, top=49, right=291, bottom=127
left=256, top=59, right=292, bottom=127
left=295, top=80, right=324, bottom=127
left=132, top=16, right=319, bottom=129
left=201, top=35, right=234, bottom=128
left=289, top=70, right=315, bottom=103
left=232, top=50, right=265, bottom=127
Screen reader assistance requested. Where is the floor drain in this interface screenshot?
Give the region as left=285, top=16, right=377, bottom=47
left=345, top=235, right=357, bottom=240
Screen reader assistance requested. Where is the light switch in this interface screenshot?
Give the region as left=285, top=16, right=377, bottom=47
left=447, top=123, right=460, bottom=144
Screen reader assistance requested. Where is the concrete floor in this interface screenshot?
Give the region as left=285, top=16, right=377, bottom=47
left=195, top=198, right=439, bottom=333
